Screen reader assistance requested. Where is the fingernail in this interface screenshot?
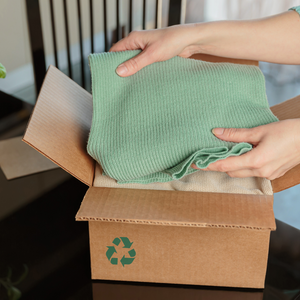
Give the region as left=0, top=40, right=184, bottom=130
left=116, top=64, right=127, bottom=75
left=212, top=128, right=224, bottom=135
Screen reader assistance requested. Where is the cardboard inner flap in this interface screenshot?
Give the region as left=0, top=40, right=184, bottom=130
left=23, top=65, right=94, bottom=186
left=269, top=95, right=300, bottom=192
left=76, top=187, right=276, bottom=230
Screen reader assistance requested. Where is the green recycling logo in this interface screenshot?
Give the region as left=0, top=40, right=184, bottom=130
left=106, top=237, right=136, bottom=267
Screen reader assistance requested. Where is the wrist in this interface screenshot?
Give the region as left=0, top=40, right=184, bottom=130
left=188, top=20, right=253, bottom=58
left=167, top=23, right=206, bottom=50
left=187, top=21, right=223, bottom=55
left=293, top=119, right=300, bottom=155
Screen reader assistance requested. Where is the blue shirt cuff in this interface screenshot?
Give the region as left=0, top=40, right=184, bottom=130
left=289, top=6, right=300, bottom=16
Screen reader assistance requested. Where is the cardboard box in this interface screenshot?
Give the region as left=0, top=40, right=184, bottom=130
left=2, top=54, right=300, bottom=289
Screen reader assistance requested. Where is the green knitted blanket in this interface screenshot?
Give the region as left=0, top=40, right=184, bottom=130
left=87, top=50, right=278, bottom=184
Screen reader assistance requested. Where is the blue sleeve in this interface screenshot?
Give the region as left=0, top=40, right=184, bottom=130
left=289, top=6, right=300, bottom=16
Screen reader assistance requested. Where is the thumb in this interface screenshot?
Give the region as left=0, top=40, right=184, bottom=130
left=116, top=48, right=155, bottom=77
left=212, top=127, right=262, bottom=144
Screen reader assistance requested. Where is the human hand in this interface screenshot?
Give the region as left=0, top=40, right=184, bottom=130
left=191, top=119, right=300, bottom=180
left=109, top=24, right=203, bottom=77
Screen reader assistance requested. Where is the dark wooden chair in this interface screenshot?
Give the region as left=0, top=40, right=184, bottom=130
left=25, top=0, right=185, bottom=98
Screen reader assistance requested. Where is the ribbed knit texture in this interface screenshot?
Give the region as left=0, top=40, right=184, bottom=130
left=87, top=50, right=279, bottom=184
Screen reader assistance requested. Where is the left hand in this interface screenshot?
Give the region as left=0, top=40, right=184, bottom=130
left=191, top=119, right=300, bottom=180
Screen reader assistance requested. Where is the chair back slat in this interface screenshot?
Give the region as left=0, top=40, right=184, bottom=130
left=129, top=0, right=133, bottom=32
left=26, top=0, right=184, bottom=96
left=157, top=0, right=162, bottom=28
left=49, top=0, right=58, bottom=68
left=25, top=0, right=46, bottom=95
left=117, top=0, right=121, bottom=41
left=143, top=0, right=146, bottom=29
left=103, top=0, right=108, bottom=51
left=155, top=0, right=158, bottom=28
left=77, top=0, right=85, bottom=89
left=63, top=0, right=72, bottom=79
left=168, top=0, right=182, bottom=26
left=90, top=0, right=94, bottom=53
left=180, top=0, right=187, bottom=24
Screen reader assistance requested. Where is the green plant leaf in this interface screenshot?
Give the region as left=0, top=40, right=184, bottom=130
left=12, top=265, right=28, bottom=285
left=0, top=278, right=10, bottom=289
left=7, top=286, right=21, bottom=300
left=6, top=267, right=12, bottom=280
left=0, top=63, right=6, bottom=79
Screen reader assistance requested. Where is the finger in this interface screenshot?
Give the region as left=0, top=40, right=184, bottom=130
left=191, top=163, right=203, bottom=170
left=227, top=161, right=291, bottom=180
left=109, top=35, right=134, bottom=52
left=226, top=169, right=257, bottom=178
left=191, top=153, right=251, bottom=172
left=212, top=127, right=263, bottom=145
left=267, top=164, right=295, bottom=180
left=227, top=165, right=277, bottom=179
left=109, top=39, right=130, bottom=52
left=116, top=47, right=155, bottom=77
left=197, top=147, right=261, bottom=173
left=109, top=31, right=143, bottom=52
left=227, top=167, right=286, bottom=179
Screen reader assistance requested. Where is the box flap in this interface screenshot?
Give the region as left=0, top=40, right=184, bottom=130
left=76, top=187, right=276, bottom=230
left=270, top=95, right=300, bottom=193
left=0, top=136, right=59, bottom=179
left=23, top=65, right=94, bottom=186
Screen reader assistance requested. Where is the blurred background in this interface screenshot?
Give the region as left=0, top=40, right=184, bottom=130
left=0, top=0, right=300, bottom=229
left=0, top=1, right=300, bottom=299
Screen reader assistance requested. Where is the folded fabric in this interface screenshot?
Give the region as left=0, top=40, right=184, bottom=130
left=87, top=50, right=279, bottom=184
left=93, top=163, right=274, bottom=196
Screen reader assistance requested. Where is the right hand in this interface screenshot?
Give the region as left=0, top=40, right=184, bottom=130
left=109, top=24, right=203, bottom=77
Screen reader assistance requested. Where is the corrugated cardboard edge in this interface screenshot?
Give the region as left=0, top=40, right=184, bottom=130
left=22, top=139, right=95, bottom=186
left=80, top=216, right=275, bottom=230
left=270, top=94, right=300, bottom=193
left=76, top=187, right=276, bottom=231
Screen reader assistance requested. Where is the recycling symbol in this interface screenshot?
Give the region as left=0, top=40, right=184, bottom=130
left=106, top=237, right=136, bottom=267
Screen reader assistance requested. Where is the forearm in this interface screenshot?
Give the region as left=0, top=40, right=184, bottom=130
left=192, top=11, right=300, bottom=64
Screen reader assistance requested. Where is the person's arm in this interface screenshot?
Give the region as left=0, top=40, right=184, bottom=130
left=109, top=6, right=300, bottom=180
left=110, top=8, right=300, bottom=77
left=194, top=10, right=300, bottom=65
left=189, top=7, right=300, bottom=180
left=191, top=119, right=300, bottom=180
